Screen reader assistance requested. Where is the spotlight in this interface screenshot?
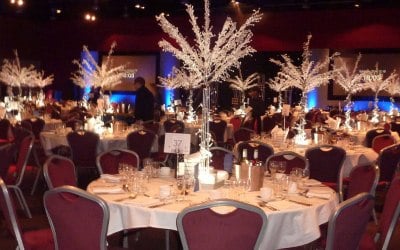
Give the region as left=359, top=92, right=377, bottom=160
left=84, top=13, right=97, bottom=22
left=56, top=9, right=62, bottom=14
left=10, top=0, right=16, bottom=4
left=354, top=3, right=360, bottom=8
left=17, top=0, right=24, bottom=6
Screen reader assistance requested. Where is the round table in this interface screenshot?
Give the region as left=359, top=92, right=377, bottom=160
left=87, top=176, right=338, bottom=250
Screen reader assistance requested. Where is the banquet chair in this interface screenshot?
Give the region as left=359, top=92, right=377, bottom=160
left=0, top=177, right=54, bottom=250
left=343, top=163, right=380, bottom=202
left=365, top=128, right=391, bottom=148
left=176, top=199, right=268, bottom=250
left=126, top=129, right=156, bottom=167
left=44, top=186, right=111, bottom=250
left=209, top=119, right=227, bottom=147
left=43, top=155, right=77, bottom=189
left=359, top=176, right=400, bottom=250
left=21, top=118, right=48, bottom=195
left=233, top=127, right=254, bottom=144
left=0, top=118, right=12, bottom=141
left=305, top=144, right=346, bottom=197
left=142, top=120, right=161, bottom=135
left=325, top=193, right=375, bottom=250
left=236, top=140, right=274, bottom=163
left=96, top=149, right=140, bottom=175
left=5, top=133, right=35, bottom=218
left=371, top=134, right=396, bottom=153
left=163, top=119, right=185, bottom=133
left=265, top=151, right=309, bottom=174
left=67, top=130, right=100, bottom=189
left=376, top=143, right=400, bottom=188
left=21, top=117, right=45, bottom=139
left=229, top=116, right=242, bottom=132
left=209, top=147, right=235, bottom=173
left=0, top=143, right=16, bottom=182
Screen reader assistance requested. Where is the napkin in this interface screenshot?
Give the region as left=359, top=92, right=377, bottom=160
left=123, top=196, right=163, bottom=207
left=303, top=179, right=322, bottom=187
left=306, top=188, right=333, bottom=199
left=92, top=186, right=124, bottom=194
left=100, top=174, right=121, bottom=183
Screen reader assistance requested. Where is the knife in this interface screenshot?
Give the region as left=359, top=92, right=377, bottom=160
left=288, top=199, right=312, bottom=206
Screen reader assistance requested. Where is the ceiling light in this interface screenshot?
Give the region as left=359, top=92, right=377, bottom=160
left=354, top=3, right=360, bottom=8
left=135, top=4, right=140, bottom=9
left=84, top=13, right=97, bottom=22
left=17, top=0, right=24, bottom=6
left=56, top=9, right=62, bottom=14
left=10, top=0, right=16, bottom=4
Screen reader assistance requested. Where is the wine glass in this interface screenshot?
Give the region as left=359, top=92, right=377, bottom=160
left=277, top=161, right=287, bottom=174
left=176, top=176, right=186, bottom=202
left=268, top=161, right=278, bottom=179
left=184, top=175, right=195, bottom=199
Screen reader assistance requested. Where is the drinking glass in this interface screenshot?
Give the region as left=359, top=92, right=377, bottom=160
left=184, top=175, right=195, bottom=198
left=176, top=176, right=186, bottom=202
left=277, top=161, right=287, bottom=174
left=269, top=161, right=278, bottom=178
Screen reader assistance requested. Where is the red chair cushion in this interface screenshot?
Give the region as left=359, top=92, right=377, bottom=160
left=22, top=228, right=54, bottom=250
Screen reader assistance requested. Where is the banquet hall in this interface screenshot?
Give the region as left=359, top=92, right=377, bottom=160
left=1, top=0, right=400, bottom=249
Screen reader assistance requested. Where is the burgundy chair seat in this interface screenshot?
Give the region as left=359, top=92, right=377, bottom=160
left=96, top=149, right=139, bottom=175
left=23, top=228, right=55, bottom=250
left=44, top=155, right=77, bottom=189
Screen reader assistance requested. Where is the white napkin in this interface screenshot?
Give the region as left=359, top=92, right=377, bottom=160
left=303, top=179, right=322, bottom=187
left=123, top=196, right=163, bottom=207
left=100, top=174, right=121, bottom=183
left=306, top=188, right=333, bottom=199
left=92, top=186, right=124, bottom=194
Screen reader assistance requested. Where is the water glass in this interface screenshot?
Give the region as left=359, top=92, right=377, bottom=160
left=269, top=161, right=278, bottom=178
left=277, top=161, right=287, bottom=174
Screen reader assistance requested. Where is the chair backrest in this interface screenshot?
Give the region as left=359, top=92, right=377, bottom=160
left=209, top=120, right=227, bottom=145
left=376, top=176, right=400, bottom=249
left=345, top=163, right=380, bottom=202
left=209, top=147, right=235, bottom=173
left=229, top=116, right=242, bottom=132
left=0, top=143, right=16, bottom=180
left=372, top=134, right=396, bottom=153
left=67, top=130, right=99, bottom=168
left=44, top=186, right=109, bottom=250
left=21, top=117, right=45, bottom=139
left=96, top=149, right=140, bottom=175
left=44, top=155, right=77, bottom=189
left=0, top=118, right=11, bottom=140
left=142, top=120, right=161, bottom=134
left=366, top=128, right=391, bottom=148
left=176, top=199, right=268, bottom=250
left=126, top=129, right=156, bottom=166
left=326, top=193, right=375, bottom=250
left=305, top=144, right=346, bottom=190
left=237, top=140, right=274, bottom=163
left=233, top=127, right=254, bottom=144
left=376, top=143, right=400, bottom=183
left=12, top=133, right=35, bottom=186
left=163, top=119, right=185, bottom=133
left=265, top=151, right=309, bottom=174
left=0, top=177, right=24, bottom=249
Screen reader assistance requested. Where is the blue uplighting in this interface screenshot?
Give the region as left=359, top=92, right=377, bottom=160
left=81, top=50, right=99, bottom=98
left=352, top=100, right=398, bottom=112
left=159, top=52, right=178, bottom=107
left=109, top=93, right=136, bottom=105
left=307, top=89, right=318, bottom=110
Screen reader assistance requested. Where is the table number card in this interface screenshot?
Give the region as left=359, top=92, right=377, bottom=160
left=164, top=133, right=191, bottom=155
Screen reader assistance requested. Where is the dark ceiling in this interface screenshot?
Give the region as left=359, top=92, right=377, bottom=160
left=1, top=0, right=400, bottom=21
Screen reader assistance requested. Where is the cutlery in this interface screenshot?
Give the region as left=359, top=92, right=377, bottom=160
left=287, top=199, right=312, bottom=206
left=258, top=202, right=278, bottom=211
left=148, top=202, right=169, bottom=208
left=114, top=194, right=137, bottom=202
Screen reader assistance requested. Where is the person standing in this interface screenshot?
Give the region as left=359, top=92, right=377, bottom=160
left=248, top=86, right=265, bottom=134
left=134, top=77, right=154, bottom=122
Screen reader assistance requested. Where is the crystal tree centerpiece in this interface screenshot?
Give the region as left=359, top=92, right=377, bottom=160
left=269, top=34, right=338, bottom=144
left=385, top=76, right=400, bottom=115
left=0, top=50, right=37, bottom=97
left=332, top=54, right=369, bottom=130
left=361, top=64, right=397, bottom=124
left=227, top=69, right=259, bottom=115
left=156, top=0, right=262, bottom=179
left=71, top=42, right=127, bottom=113
left=159, top=67, right=202, bottom=123
left=267, top=75, right=291, bottom=112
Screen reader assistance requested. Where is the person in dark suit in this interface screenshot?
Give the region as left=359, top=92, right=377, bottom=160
left=248, top=86, right=265, bottom=134
left=134, top=77, right=154, bottom=122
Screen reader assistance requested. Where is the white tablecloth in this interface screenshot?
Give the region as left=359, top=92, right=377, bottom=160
left=88, top=177, right=338, bottom=250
